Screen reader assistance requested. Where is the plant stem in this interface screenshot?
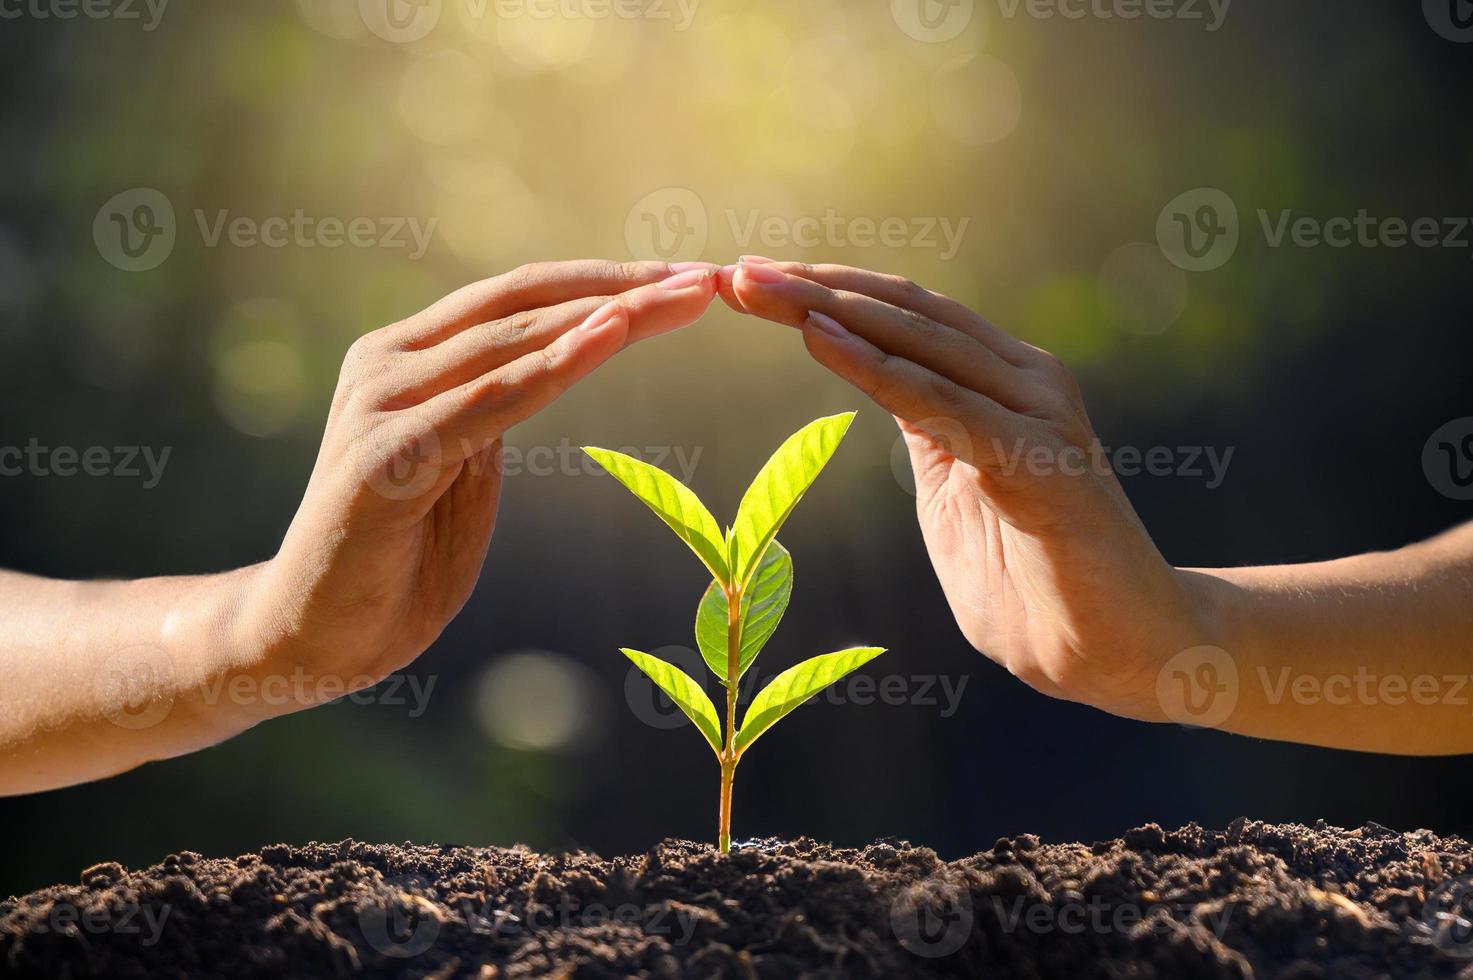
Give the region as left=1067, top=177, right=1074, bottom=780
left=719, top=582, right=741, bottom=854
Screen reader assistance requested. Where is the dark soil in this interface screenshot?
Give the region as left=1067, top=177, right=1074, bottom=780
left=4, top=819, right=1473, bottom=979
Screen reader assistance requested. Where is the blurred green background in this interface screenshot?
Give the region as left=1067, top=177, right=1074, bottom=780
left=2, top=0, right=1471, bottom=895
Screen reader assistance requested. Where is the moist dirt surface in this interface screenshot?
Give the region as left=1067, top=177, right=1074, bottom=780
left=4, top=819, right=1473, bottom=979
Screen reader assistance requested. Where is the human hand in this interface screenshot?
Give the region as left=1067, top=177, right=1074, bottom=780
left=239, top=260, right=720, bottom=713
left=721, top=258, right=1207, bottom=721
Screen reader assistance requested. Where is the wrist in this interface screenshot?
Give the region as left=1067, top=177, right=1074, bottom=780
left=1143, top=566, right=1254, bottom=731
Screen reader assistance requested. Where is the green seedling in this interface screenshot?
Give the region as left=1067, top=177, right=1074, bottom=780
left=584, top=412, right=887, bottom=853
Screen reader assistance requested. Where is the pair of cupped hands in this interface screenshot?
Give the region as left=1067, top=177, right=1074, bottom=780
left=246, top=257, right=1208, bottom=729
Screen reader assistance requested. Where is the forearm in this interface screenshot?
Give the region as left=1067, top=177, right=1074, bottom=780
left=0, top=565, right=272, bottom=794
left=1183, top=521, right=1473, bottom=755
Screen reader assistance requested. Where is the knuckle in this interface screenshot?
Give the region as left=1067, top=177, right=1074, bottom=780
left=902, top=307, right=941, bottom=337
left=1035, top=351, right=1080, bottom=391
left=889, top=274, right=929, bottom=301
left=614, top=260, right=646, bottom=281
left=499, top=262, right=544, bottom=293
left=925, top=373, right=965, bottom=409
left=341, top=332, right=388, bottom=379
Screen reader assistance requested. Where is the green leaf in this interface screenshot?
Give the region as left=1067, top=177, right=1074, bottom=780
left=728, top=413, right=855, bottom=591
left=734, top=647, right=887, bottom=757
left=584, top=447, right=729, bottom=584
left=695, top=540, right=793, bottom=685
left=621, top=649, right=723, bottom=755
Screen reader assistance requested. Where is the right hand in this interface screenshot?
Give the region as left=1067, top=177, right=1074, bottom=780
left=722, top=258, right=1210, bottom=721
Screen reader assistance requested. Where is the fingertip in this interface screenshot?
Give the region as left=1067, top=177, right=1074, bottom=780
left=716, top=265, right=747, bottom=313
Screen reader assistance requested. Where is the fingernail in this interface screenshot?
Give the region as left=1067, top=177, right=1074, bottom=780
left=668, top=261, right=719, bottom=274
left=805, top=310, right=848, bottom=339
left=737, top=261, right=786, bottom=285
left=739, top=255, right=778, bottom=265
left=579, top=300, right=623, bottom=332
left=657, top=268, right=714, bottom=291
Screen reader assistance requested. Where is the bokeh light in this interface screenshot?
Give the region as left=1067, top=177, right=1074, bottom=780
left=475, top=650, right=599, bottom=752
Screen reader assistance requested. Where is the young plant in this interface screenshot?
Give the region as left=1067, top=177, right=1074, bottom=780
left=584, top=412, right=886, bottom=853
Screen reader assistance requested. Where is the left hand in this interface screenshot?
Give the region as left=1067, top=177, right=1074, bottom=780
left=719, top=258, right=1208, bottom=721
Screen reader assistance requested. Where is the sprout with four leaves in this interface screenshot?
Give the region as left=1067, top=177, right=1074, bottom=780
left=584, top=412, right=887, bottom=853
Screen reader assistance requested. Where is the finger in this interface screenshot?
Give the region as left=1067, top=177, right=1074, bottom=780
left=394, top=259, right=715, bottom=349
left=715, top=255, right=776, bottom=314
left=733, top=262, right=1040, bottom=413
left=418, top=301, right=632, bottom=462
left=397, top=268, right=718, bottom=404
left=716, top=264, right=746, bottom=313
left=734, top=258, right=1042, bottom=367
left=798, top=310, right=1023, bottom=474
